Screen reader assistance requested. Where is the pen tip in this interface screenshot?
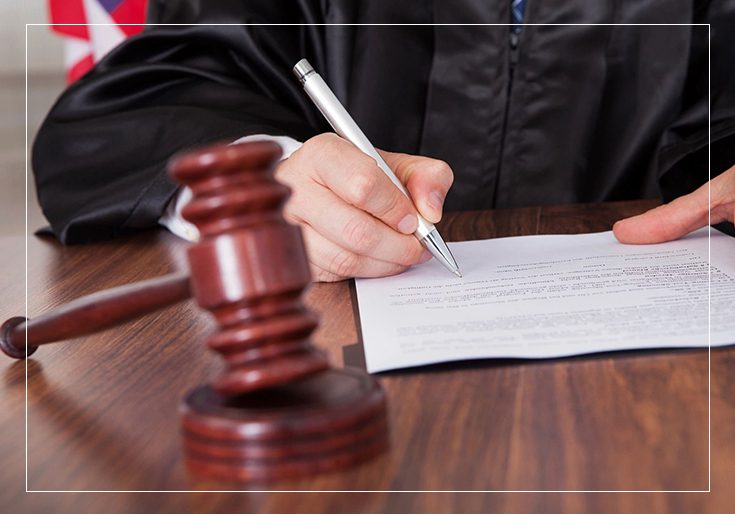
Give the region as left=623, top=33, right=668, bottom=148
left=454, top=270, right=463, bottom=278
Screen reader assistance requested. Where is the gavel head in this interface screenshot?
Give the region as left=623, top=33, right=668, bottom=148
left=169, top=141, right=389, bottom=483
left=168, top=141, right=328, bottom=396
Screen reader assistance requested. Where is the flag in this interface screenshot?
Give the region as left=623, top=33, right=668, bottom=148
left=48, top=0, right=148, bottom=83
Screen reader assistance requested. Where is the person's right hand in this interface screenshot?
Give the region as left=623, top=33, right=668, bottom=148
left=275, top=133, right=454, bottom=282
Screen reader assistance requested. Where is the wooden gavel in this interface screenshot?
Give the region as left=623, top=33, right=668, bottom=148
left=2, top=141, right=388, bottom=482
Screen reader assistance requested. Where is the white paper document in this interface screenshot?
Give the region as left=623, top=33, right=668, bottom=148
left=354, top=228, right=735, bottom=373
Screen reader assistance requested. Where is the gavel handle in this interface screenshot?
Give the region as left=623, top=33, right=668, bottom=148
left=1, top=272, right=192, bottom=359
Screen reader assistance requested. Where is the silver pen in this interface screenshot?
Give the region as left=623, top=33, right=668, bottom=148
left=293, top=59, right=462, bottom=278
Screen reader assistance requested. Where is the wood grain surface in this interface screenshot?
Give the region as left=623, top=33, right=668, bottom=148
left=2, top=199, right=734, bottom=514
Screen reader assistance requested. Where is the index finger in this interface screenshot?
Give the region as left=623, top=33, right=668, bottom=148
left=613, top=185, right=710, bottom=244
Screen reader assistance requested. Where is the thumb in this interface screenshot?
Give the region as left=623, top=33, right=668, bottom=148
left=613, top=185, right=710, bottom=244
left=380, top=150, right=454, bottom=224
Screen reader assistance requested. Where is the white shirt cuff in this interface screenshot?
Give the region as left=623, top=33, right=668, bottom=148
left=159, top=134, right=303, bottom=242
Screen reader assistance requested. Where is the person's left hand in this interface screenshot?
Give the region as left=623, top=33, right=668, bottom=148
left=613, top=164, right=735, bottom=244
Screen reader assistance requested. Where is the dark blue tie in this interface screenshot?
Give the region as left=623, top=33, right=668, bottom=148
left=512, top=0, right=526, bottom=34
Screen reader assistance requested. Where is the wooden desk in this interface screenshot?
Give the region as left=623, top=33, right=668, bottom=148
left=2, top=200, right=733, bottom=514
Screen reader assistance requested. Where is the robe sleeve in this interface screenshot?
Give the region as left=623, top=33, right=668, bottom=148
left=657, top=0, right=735, bottom=204
left=32, top=0, right=328, bottom=243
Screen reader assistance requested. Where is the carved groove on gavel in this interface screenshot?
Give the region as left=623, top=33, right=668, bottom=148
left=2, top=141, right=388, bottom=482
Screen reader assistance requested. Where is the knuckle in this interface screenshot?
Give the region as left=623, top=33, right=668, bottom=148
left=321, top=132, right=344, bottom=152
left=328, top=249, right=360, bottom=278
left=430, top=159, right=454, bottom=185
left=299, top=138, right=316, bottom=155
left=309, top=132, right=336, bottom=146
left=342, top=215, right=376, bottom=252
left=319, top=132, right=341, bottom=144
left=303, top=133, right=337, bottom=157
left=346, top=168, right=378, bottom=207
left=274, top=159, right=295, bottom=184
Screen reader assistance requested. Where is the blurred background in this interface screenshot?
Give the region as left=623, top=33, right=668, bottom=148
left=0, top=1, right=147, bottom=237
left=1, top=3, right=65, bottom=237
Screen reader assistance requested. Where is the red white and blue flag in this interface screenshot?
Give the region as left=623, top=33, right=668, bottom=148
left=49, top=0, right=148, bottom=83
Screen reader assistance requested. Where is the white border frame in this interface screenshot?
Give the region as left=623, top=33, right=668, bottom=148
left=24, top=22, right=712, bottom=493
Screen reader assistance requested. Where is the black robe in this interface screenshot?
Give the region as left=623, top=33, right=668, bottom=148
left=32, top=0, right=735, bottom=243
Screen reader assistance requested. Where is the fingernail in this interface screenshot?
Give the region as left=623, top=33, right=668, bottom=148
left=418, top=250, right=433, bottom=263
left=398, top=214, right=418, bottom=234
left=428, top=191, right=444, bottom=218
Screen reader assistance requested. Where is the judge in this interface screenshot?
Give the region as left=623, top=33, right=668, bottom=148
left=32, top=1, right=735, bottom=281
